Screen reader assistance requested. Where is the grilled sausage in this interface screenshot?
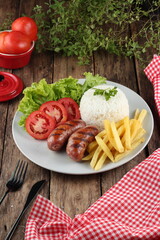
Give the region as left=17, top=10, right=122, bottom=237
left=66, top=126, right=99, bottom=161
left=47, top=119, right=86, bottom=151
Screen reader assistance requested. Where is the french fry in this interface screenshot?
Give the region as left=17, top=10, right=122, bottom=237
left=82, top=150, right=95, bottom=160
left=137, top=109, right=147, bottom=124
left=132, top=128, right=146, bottom=143
left=87, top=140, right=97, bottom=153
left=95, top=136, right=114, bottom=161
left=94, top=152, right=108, bottom=170
left=129, top=119, right=134, bottom=127
left=123, top=116, right=131, bottom=150
left=87, top=109, right=147, bottom=171
left=110, top=121, right=124, bottom=152
left=97, top=129, right=107, bottom=138
left=90, top=146, right=102, bottom=169
left=114, top=137, right=145, bottom=162
left=116, top=119, right=124, bottom=128
left=104, top=120, right=120, bottom=152
left=104, top=119, right=111, bottom=132
left=130, top=119, right=141, bottom=141
left=87, top=130, right=107, bottom=153
left=105, top=123, right=125, bottom=150
left=131, top=137, right=145, bottom=148
left=102, top=135, right=109, bottom=143
left=117, top=124, right=125, bottom=137
left=134, top=109, right=140, bottom=119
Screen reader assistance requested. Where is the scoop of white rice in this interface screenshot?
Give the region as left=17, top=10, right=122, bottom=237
left=79, top=84, right=129, bottom=130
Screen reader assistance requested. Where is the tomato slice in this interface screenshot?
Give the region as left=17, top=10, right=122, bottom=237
left=58, top=97, right=80, bottom=120
left=39, top=101, right=68, bottom=126
left=25, top=110, right=56, bottom=140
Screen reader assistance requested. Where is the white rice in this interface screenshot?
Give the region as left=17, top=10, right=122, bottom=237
left=79, top=84, right=129, bottom=130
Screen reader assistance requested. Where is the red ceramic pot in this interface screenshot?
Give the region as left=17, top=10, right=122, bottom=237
left=0, top=31, right=35, bottom=69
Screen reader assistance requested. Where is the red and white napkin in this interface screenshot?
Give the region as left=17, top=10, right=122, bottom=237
left=25, top=56, right=160, bottom=240
left=25, top=148, right=160, bottom=240
left=144, top=54, right=160, bottom=115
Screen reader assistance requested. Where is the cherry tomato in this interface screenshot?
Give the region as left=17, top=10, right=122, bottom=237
left=39, top=101, right=68, bottom=126
left=3, top=31, right=32, bottom=54
left=12, top=16, right=38, bottom=41
left=25, top=110, right=56, bottom=140
left=58, top=97, right=80, bottom=120
left=0, top=32, right=9, bottom=53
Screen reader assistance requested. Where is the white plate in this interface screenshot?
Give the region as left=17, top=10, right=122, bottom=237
left=12, top=80, right=154, bottom=175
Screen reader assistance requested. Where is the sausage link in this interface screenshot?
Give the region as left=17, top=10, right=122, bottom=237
left=66, top=126, right=99, bottom=161
left=47, top=119, right=86, bottom=151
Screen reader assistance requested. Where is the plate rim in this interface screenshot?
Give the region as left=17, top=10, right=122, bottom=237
left=12, top=80, right=154, bottom=175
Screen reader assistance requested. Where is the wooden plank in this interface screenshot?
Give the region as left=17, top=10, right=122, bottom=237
left=50, top=173, right=101, bottom=218
left=130, top=23, right=160, bottom=155
left=0, top=102, right=8, bottom=166
left=0, top=1, right=21, bottom=239
left=53, top=54, right=93, bottom=81
left=5, top=61, right=53, bottom=240
left=134, top=59, right=160, bottom=154
left=0, top=64, right=52, bottom=240
left=94, top=50, right=147, bottom=194
left=0, top=1, right=53, bottom=239
left=0, top=0, right=19, bottom=165
left=50, top=54, right=101, bottom=218
left=0, top=0, right=20, bottom=22
left=0, top=1, right=158, bottom=239
left=94, top=50, right=139, bottom=91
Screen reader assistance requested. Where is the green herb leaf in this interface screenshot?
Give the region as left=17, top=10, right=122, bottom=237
left=93, top=87, right=118, bottom=101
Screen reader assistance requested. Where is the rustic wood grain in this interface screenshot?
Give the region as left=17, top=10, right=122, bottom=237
left=53, top=54, right=94, bottom=81
left=0, top=1, right=52, bottom=239
left=134, top=60, right=160, bottom=153
left=0, top=0, right=18, bottom=167
left=0, top=101, right=8, bottom=167
left=0, top=1, right=22, bottom=237
left=131, top=22, right=160, bottom=155
left=0, top=57, right=52, bottom=240
left=50, top=54, right=101, bottom=218
left=0, top=1, right=159, bottom=239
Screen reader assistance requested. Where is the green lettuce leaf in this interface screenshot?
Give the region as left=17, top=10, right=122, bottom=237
left=17, top=73, right=107, bottom=127
left=52, top=76, right=82, bottom=102
left=18, top=79, right=56, bottom=127
left=82, top=72, right=107, bottom=93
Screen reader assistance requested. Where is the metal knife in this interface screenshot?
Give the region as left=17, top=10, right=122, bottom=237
left=5, top=179, right=46, bottom=240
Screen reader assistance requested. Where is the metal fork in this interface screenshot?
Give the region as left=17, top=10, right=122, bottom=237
left=0, top=160, right=28, bottom=205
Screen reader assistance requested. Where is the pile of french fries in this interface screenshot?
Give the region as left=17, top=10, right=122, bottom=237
left=82, top=109, right=147, bottom=170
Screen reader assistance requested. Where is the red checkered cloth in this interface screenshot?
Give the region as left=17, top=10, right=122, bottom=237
left=25, top=148, right=160, bottom=240
left=144, top=54, right=160, bottom=115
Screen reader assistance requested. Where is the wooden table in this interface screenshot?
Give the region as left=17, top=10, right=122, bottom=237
left=0, top=1, right=159, bottom=239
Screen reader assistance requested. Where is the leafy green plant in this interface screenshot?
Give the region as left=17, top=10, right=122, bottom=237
left=1, top=0, right=159, bottom=65
left=0, top=13, right=14, bottom=31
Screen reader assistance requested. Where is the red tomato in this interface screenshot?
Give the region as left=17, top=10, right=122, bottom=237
left=39, top=101, right=68, bottom=126
left=25, top=110, right=56, bottom=140
left=3, top=31, right=32, bottom=54
left=58, top=97, right=80, bottom=120
left=0, top=32, right=9, bottom=53
left=12, top=17, right=38, bottom=41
